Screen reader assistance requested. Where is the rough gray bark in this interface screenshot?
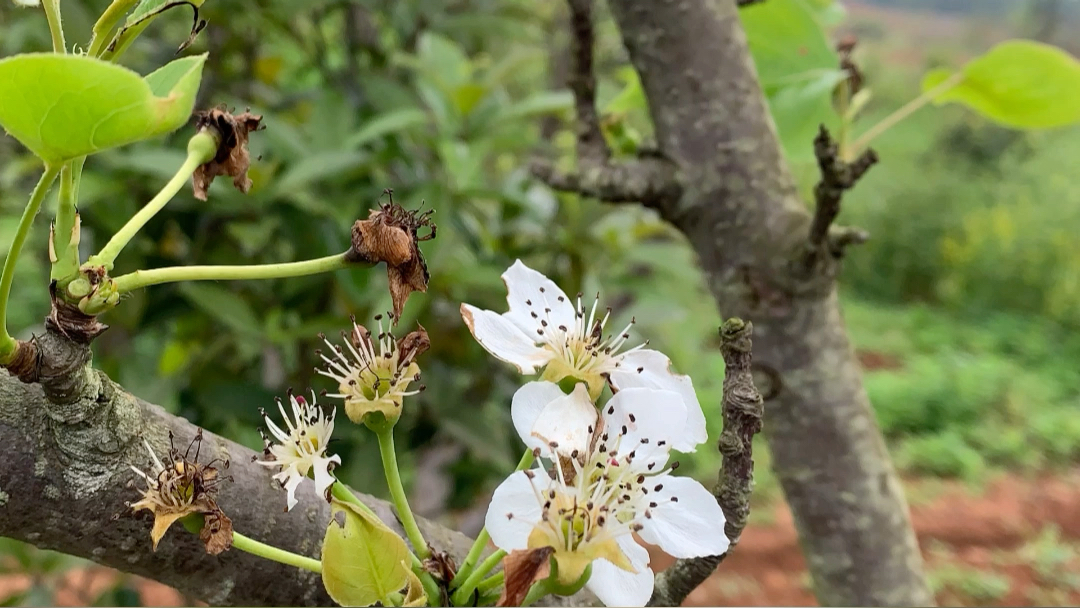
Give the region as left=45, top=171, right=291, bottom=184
left=536, top=0, right=934, bottom=605
left=0, top=331, right=470, bottom=606
left=649, top=319, right=763, bottom=607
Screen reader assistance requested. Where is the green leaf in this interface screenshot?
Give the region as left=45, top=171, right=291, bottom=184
left=321, top=499, right=411, bottom=607
left=768, top=69, right=847, bottom=161
left=495, top=91, right=573, bottom=126
left=922, top=40, right=1080, bottom=129
left=415, top=32, right=472, bottom=89
left=0, top=53, right=206, bottom=163
left=177, top=283, right=262, bottom=338
left=343, top=109, right=430, bottom=151
left=741, top=0, right=838, bottom=87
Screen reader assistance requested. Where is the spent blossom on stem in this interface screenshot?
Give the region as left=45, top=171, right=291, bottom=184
left=460, top=260, right=706, bottom=451
left=255, top=390, right=341, bottom=511
left=128, top=430, right=233, bottom=555
left=316, top=314, right=429, bottom=427
left=487, top=382, right=729, bottom=606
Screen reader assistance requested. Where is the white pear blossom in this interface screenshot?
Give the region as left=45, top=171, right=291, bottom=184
left=256, top=390, right=341, bottom=511
left=316, top=314, right=428, bottom=425
left=486, top=383, right=729, bottom=606
left=460, top=260, right=706, bottom=452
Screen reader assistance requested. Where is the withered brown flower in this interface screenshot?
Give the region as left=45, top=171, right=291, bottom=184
left=128, top=429, right=233, bottom=555
left=345, top=190, right=436, bottom=321
left=191, top=106, right=264, bottom=201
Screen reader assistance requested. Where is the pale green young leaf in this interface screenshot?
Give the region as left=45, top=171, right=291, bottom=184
left=0, top=53, right=206, bottom=163
left=401, top=567, right=428, bottom=607
left=741, top=0, right=839, bottom=87
left=321, top=499, right=411, bottom=607
left=767, top=69, right=847, bottom=161
left=922, top=40, right=1080, bottom=129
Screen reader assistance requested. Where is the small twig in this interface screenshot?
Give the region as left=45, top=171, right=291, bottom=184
left=529, top=157, right=680, bottom=208
left=648, top=318, right=765, bottom=607
left=807, top=125, right=877, bottom=258
left=736, top=0, right=767, bottom=6
left=566, top=0, right=608, bottom=162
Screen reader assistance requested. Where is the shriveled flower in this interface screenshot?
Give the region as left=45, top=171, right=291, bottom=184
left=460, top=260, right=706, bottom=451
left=256, top=390, right=341, bottom=511
left=128, top=430, right=232, bottom=555
left=317, top=314, right=429, bottom=426
left=344, top=191, right=436, bottom=321
left=486, top=384, right=728, bottom=606
left=191, top=105, right=264, bottom=201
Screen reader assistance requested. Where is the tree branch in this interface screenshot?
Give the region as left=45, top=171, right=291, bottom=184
left=807, top=125, right=877, bottom=259
left=529, top=156, right=680, bottom=208
left=0, top=330, right=587, bottom=606
left=566, top=0, right=608, bottom=163
left=648, top=318, right=764, bottom=607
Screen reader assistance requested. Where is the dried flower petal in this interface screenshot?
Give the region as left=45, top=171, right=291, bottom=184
left=345, top=191, right=436, bottom=321
left=128, top=430, right=232, bottom=554
left=191, top=106, right=264, bottom=201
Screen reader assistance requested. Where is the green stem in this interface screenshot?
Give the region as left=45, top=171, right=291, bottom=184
left=51, top=162, right=79, bottom=282
left=849, top=72, right=965, bottom=155
left=90, top=132, right=217, bottom=269
left=231, top=531, right=321, bottom=573
left=0, top=166, right=61, bottom=363
left=451, top=449, right=535, bottom=589
left=87, top=0, right=139, bottom=57
left=41, top=0, right=66, bottom=53
left=376, top=427, right=430, bottom=560
left=330, top=480, right=379, bottom=518
left=476, top=572, right=504, bottom=594
left=112, top=253, right=353, bottom=293
left=450, top=549, right=506, bottom=606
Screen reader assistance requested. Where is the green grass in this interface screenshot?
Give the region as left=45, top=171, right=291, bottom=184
left=845, top=295, right=1080, bottom=480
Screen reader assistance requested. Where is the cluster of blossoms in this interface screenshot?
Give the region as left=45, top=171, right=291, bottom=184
left=462, top=261, right=728, bottom=606
left=127, top=260, right=724, bottom=607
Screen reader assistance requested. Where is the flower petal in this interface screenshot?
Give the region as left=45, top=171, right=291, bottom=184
left=280, top=467, right=304, bottom=512
left=587, top=535, right=654, bottom=607
left=529, top=383, right=598, bottom=459
left=486, top=470, right=548, bottom=552
left=460, top=304, right=552, bottom=374
left=637, top=474, right=729, bottom=558
left=512, top=381, right=571, bottom=453
left=602, top=387, right=685, bottom=466
left=610, top=349, right=707, bottom=452
left=311, top=455, right=340, bottom=499
left=501, top=260, right=576, bottom=335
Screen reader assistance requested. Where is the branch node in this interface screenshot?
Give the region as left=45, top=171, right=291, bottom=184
left=529, top=156, right=681, bottom=210
left=807, top=125, right=878, bottom=257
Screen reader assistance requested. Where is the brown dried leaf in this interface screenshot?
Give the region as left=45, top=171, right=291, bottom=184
left=199, top=508, right=233, bottom=555
left=191, top=106, right=263, bottom=201
left=497, top=546, right=554, bottom=607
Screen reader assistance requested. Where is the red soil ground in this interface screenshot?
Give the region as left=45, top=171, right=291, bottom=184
left=651, top=469, right=1080, bottom=607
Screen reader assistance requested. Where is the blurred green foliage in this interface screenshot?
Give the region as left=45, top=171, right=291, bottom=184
left=4, top=0, right=1080, bottom=605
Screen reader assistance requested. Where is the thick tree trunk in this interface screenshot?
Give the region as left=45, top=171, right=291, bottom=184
left=606, top=0, right=933, bottom=605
